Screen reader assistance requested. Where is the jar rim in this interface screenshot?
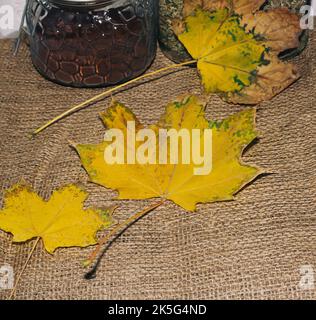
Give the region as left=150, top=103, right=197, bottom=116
left=47, top=0, right=119, bottom=8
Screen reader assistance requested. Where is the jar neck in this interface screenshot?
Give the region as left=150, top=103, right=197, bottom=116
left=47, top=0, right=120, bottom=9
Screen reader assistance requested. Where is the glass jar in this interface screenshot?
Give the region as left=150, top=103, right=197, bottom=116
left=158, top=0, right=190, bottom=63
left=25, top=0, right=158, bottom=87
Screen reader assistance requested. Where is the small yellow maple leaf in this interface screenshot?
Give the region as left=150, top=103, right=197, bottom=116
left=173, top=1, right=300, bottom=104
left=0, top=183, right=113, bottom=253
left=75, top=96, right=263, bottom=211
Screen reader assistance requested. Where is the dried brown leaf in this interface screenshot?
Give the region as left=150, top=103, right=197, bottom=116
left=242, top=8, right=301, bottom=53
left=224, top=54, right=300, bottom=104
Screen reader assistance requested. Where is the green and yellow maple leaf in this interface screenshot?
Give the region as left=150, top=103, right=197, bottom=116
left=75, top=96, right=263, bottom=211
left=173, top=0, right=301, bottom=104
left=0, top=183, right=114, bottom=253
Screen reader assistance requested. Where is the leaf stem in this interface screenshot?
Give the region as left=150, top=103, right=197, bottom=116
left=32, top=60, right=197, bottom=136
left=84, top=199, right=165, bottom=269
left=8, top=237, right=40, bottom=300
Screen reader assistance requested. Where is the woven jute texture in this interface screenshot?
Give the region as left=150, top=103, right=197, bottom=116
left=0, top=32, right=315, bottom=300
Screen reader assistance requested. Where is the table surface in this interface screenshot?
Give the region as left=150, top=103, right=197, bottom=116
left=0, top=35, right=315, bottom=299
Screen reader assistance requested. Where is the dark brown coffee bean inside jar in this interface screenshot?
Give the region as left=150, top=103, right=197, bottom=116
left=26, top=0, right=158, bottom=87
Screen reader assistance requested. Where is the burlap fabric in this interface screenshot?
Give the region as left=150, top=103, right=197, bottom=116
left=0, top=31, right=315, bottom=300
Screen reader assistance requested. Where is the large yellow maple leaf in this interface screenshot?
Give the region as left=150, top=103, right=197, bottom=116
left=173, top=1, right=301, bottom=104
left=0, top=183, right=113, bottom=253
left=75, top=95, right=262, bottom=211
